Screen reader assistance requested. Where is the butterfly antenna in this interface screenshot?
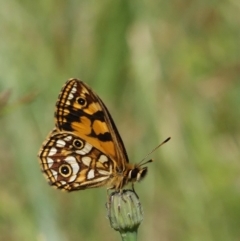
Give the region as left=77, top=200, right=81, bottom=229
left=138, top=137, right=171, bottom=166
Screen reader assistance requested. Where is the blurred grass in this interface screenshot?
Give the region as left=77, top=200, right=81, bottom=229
left=0, top=0, right=240, bottom=240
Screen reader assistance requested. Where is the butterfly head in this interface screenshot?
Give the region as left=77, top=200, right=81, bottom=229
left=126, top=158, right=153, bottom=184
left=127, top=137, right=171, bottom=185
left=127, top=166, right=148, bottom=183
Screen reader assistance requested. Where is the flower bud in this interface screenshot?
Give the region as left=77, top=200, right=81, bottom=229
left=107, top=189, right=143, bottom=233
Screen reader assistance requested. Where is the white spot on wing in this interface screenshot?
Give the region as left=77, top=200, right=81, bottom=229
left=76, top=142, right=92, bottom=155
left=68, top=93, right=74, bottom=100
left=64, top=156, right=76, bottom=162
left=69, top=174, right=77, bottom=182
left=99, top=155, right=108, bottom=163
left=64, top=135, right=72, bottom=141
left=82, top=156, right=91, bottom=166
left=85, top=143, right=92, bottom=152
left=47, top=157, right=54, bottom=168
left=56, top=139, right=66, bottom=147
left=98, top=169, right=110, bottom=175
left=48, top=147, right=57, bottom=156
left=51, top=169, right=58, bottom=178
left=71, top=87, right=77, bottom=93
left=87, top=169, right=95, bottom=179
left=65, top=156, right=80, bottom=174
left=71, top=163, right=79, bottom=174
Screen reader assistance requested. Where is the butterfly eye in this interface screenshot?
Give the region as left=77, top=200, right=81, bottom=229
left=77, top=97, right=87, bottom=107
left=73, top=139, right=84, bottom=149
left=59, top=164, right=72, bottom=178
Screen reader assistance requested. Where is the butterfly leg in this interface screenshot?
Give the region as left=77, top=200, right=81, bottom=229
left=131, top=183, right=139, bottom=199
left=131, top=183, right=135, bottom=192
left=106, top=186, right=116, bottom=204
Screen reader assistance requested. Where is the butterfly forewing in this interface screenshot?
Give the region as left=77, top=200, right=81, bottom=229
left=54, top=79, right=129, bottom=171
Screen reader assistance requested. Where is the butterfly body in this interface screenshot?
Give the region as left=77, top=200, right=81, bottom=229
left=38, top=79, right=148, bottom=192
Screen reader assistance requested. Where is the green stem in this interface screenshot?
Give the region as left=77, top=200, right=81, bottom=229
left=120, top=231, right=138, bottom=241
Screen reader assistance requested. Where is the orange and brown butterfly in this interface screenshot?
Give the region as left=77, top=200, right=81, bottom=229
left=38, top=79, right=170, bottom=192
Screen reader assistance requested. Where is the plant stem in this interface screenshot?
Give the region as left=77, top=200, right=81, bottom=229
left=120, top=231, right=138, bottom=241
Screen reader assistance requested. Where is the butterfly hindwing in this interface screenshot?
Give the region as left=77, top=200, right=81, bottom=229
left=38, top=130, right=114, bottom=191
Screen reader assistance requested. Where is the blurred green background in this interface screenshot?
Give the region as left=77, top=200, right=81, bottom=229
left=0, top=0, right=240, bottom=241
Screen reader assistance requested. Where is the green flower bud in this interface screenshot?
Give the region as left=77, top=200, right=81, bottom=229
left=107, top=189, right=143, bottom=234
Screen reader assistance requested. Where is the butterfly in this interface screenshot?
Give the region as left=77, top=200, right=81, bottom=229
left=38, top=79, right=170, bottom=192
